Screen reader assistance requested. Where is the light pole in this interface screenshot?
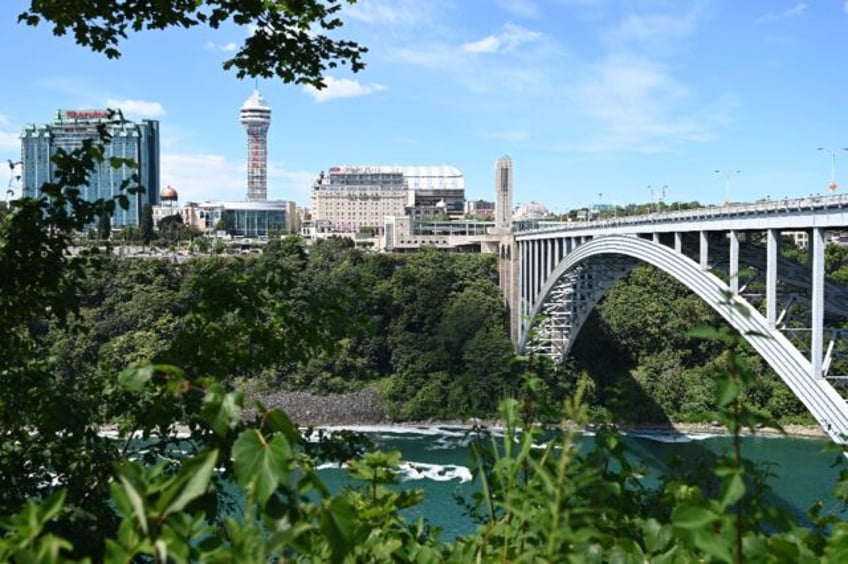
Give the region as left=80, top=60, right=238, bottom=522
left=816, top=147, right=848, bottom=192
left=715, top=169, right=740, bottom=205
left=647, top=184, right=667, bottom=212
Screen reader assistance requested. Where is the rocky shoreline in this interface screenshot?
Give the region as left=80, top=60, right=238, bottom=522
left=250, top=387, right=827, bottom=440
left=250, top=387, right=389, bottom=427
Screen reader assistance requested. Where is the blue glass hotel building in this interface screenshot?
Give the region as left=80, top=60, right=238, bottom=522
left=20, top=109, right=160, bottom=227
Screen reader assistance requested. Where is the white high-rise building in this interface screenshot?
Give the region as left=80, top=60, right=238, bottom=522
left=240, top=90, right=271, bottom=200
left=494, top=155, right=513, bottom=232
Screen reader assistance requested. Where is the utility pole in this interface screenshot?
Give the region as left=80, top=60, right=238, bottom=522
left=715, top=169, right=741, bottom=204
left=817, top=147, right=848, bottom=192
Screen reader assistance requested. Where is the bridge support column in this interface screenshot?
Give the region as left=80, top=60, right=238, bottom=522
left=526, top=240, right=536, bottom=320
left=674, top=232, right=682, bottom=253
left=653, top=232, right=660, bottom=244
left=812, top=227, right=825, bottom=379
left=766, top=228, right=778, bottom=329
left=529, top=240, right=536, bottom=317
left=729, top=230, right=739, bottom=294
left=524, top=241, right=530, bottom=329
left=699, top=231, right=709, bottom=270
left=502, top=239, right=521, bottom=347
left=518, top=241, right=526, bottom=339
left=546, top=239, right=553, bottom=279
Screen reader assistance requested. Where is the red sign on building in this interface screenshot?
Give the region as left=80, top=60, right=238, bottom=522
left=62, top=109, right=111, bottom=120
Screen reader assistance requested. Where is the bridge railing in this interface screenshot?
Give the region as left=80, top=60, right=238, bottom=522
left=517, top=193, right=848, bottom=234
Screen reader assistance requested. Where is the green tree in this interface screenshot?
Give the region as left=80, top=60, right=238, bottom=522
left=157, top=212, right=184, bottom=245
left=2, top=1, right=369, bottom=556
left=97, top=210, right=111, bottom=240
left=19, top=0, right=367, bottom=87
left=0, top=132, right=141, bottom=556
left=118, top=225, right=140, bottom=242
left=452, top=321, right=514, bottom=415
left=140, top=202, right=154, bottom=244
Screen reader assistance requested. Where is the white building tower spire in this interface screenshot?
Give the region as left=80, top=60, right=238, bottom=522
left=240, top=89, right=272, bottom=200
left=494, top=155, right=513, bottom=232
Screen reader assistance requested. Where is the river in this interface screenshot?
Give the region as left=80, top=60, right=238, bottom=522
left=316, top=425, right=848, bottom=540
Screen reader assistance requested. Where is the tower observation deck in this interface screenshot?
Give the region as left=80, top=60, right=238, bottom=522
left=240, top=90, right=272, bottom=200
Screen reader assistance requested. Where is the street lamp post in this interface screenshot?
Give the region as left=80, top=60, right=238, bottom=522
left=647, top=184, right=667, bottom=212
left=816, top=147, right=848, bottom=192
left=715, top=169, right=741, bottom=205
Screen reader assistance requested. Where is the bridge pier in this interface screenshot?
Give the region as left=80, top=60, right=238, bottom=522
left=767, top=228, right=778, bottom=329
left=730, top=229, right=740, bottom=294
left=813, top=227, right=825, bottom=380
left=699, top=230, right=709, bottom=270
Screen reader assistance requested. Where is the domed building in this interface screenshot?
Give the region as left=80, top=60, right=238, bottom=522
left=152, top=184, right=208, bottom=230
left=160, top=185, right=179, bottom=207
left=513, top=201, right=552, bottom=220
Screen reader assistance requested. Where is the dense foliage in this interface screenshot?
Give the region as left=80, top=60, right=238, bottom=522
left=571, top=263, right=815, bottom=426
left=19, top=0, right=367, bottom=87
left=40, top=241, right=514, bottom=420
left=36, top=239, right=824, bottom=428
left=6, top=2, right=848, bottom=561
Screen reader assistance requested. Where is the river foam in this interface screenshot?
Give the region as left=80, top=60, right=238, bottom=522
left=315, top=459, right=472, bottom=484
left=622, top=431, right=722, bottom=443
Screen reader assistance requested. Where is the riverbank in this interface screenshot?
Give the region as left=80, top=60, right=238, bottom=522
left=251, top=387, right=828, bottom=440
left=615, top=422, right=826, bottom=439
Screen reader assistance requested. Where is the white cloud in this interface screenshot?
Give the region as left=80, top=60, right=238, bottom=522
left=0, top=131, right=19, bottom=152
left=785, top=3, right=808, bottom=16
left=0, top=119, right=21, bottom=192
left=0, top=115, right=20, bottom=153
left=757, top=3, right=808, bottom=22
left=161, top=152, right=316, bottom=205
left=106, top=99, right=166, bottom=118
left=204, top=40, right=239, bottom=52
left=266, top=163, right=317, bottom=203
left=160, top=153, right=240, bottom=203
left=303, top=76, right=387, bottom=102
left=462, top=23, right=543, bottom=54
left=605, top=12, right=697, bottom=49
left=464, top=36, right=500, bottom=54
left=568, top=55, right=713, bottom=152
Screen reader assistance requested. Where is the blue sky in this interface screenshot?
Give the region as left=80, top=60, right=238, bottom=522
left=2, top=0, right=848, bottom=211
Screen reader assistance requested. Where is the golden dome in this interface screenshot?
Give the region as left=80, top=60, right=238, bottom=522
left=160, top=185, right=178, bottom=200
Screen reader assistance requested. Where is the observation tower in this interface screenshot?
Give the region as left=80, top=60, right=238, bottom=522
left=240, top=90, right=272, bottom=200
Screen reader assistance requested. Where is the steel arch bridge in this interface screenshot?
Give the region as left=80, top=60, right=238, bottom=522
left=503, top=195, right=848, bottom=443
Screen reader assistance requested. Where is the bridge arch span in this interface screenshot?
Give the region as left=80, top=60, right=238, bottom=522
left=519, top=235, right=848, bottom=443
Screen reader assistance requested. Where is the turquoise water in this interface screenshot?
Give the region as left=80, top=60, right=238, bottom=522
left=317, top=425, right=848, bottom=540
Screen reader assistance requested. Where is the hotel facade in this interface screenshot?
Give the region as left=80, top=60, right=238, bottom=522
left=20, top=109, right=160, bottom=228
left=311, top=165, right=465, bottom=234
